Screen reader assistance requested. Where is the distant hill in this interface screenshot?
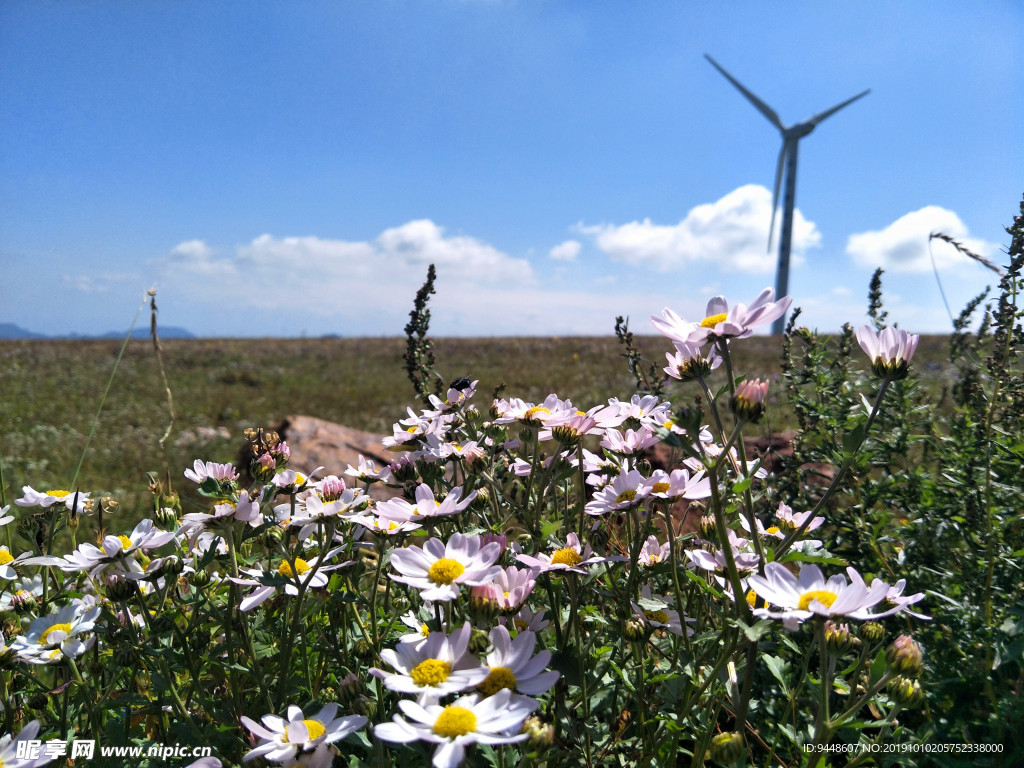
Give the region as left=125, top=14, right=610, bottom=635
left=0, top=323, right=195, bottom=340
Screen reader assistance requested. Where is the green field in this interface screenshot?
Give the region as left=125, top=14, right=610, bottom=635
left=0, top=332, right=951, bottom=519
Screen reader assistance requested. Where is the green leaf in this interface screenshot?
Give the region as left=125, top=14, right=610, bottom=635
left=762, top=654, right=791, bottom=695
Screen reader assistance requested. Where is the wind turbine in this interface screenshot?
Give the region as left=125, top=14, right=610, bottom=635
left=705, top=54, right=870, bottom=334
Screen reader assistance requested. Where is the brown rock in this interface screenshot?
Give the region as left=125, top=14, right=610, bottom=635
left=275, top=415, right=401, bottom=501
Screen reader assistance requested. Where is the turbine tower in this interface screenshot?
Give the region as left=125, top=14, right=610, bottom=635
left=705, top=54, right=870, bottom=334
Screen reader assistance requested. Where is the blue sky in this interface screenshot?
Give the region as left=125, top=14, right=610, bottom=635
left=2, top=1, right=1021, bottom=337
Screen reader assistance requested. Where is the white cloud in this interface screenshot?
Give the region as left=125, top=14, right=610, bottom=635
left=170, top=239, right=215, bottom=261
left=578, top=184, right=820, bottom=273
left=549, top=239, right=581, bottom=261
left=846, top=206, right=998, bottom=274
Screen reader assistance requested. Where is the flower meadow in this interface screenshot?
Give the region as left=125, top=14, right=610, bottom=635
left=1, top=204, right=1022, bottom=767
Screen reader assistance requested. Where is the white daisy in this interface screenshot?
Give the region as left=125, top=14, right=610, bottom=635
left=515, top=532, right=626, bottom=575
left=374, top=688, right=536, bottom=768
left=183, top=460, right=239, bottom=485
left=747, top=563, right=926, bottom=630
left=241, top=703, right=367, bottom=767
left=12, top=602, right=101, bottom=665
left=651, top=288, right=792, bottom=346
left=476, top=626, right=559, bottom=697
left=389, top=533, right=502, bottom=602
left=0, top=719, right=57, bottom=767
left=856, top=325, right=920, bottom=379
left=15, top=486, right=91, bottom=514
left=370, top=623, right=489, bottom=699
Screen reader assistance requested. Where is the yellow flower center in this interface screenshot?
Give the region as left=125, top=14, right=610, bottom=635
left=410, top=658, right=452, bottom=687
left=651, top=482, right=670, bottom=494
left=700, top=312, right=728, bottom=329
left=550, top=547, right=583, bottom=567
left=0, top=549, right=13, bottom=566
left=614, top=490, right=637, bottom=504
left=427, top=558, right=465, bottom=585
left=746, top=590, right=758, bottom=608
left=523, top=406, right=550, bottom=421
left=278, top=558, right=311, bottom=578
left=477, top=666, right=517, bottom=696
left=765, top=525, right=781, bottom=535
left=432, top=705, right=477, bottom=738
left=118, top=535, right=134, bottom=550
left=40, top=623, right=72, bottom=646
left=644, top=610, right=670, bottom=624
left=46, top=490, right=71, bottom=498
left=798, top=590, right=839, bottom=611
left=284, top=719, right=325, bottom=743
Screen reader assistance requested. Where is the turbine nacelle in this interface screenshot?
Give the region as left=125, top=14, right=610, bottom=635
left=705, top=54, right=869, bottom=333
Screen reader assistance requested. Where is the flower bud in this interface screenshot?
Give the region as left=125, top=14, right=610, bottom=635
left=885, top=635, right=924, bottom=678
left=887, top=675, right=924, bottom=708
left=389, top=456, right=418, bottom=484
left=708, top=731, right=745, bottom=765
left=12, top=590, right=38, bottom=615
left=252, top=452, right=277, bottom=482
left=860, top=621, right=885, bottom=644
left=155, top=506, right=179, bottom=528
left=336, top=672, right=365, bottom=705
left=320, top=475, right=346, bottom=502
left=190, top=569, right=212, bottom=588
left=469, top=584, right=502, bottom=623
left=699, top=514, right=717, bottom=541
left=623, top=617, right=647, bottom=642
left=522, top=716, right=555, bottom=748
left=105, top=574, right=139, bottom=603
left=730, top=378, right=769, bottom=423
left=825, top=621, right=861, bottom=656
left=468, top=628, right=491, bottom=655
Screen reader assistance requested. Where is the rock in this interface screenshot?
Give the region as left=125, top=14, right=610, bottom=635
left=275, top=415, right=401, bottom=501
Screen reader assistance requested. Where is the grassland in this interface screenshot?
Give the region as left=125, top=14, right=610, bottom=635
left=0, top=332, right=952, bottom=523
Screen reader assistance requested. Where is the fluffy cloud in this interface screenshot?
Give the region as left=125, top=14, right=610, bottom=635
left=549, top=240, right=581, bottom=261
left=579, top=184, right=820, bottom=273
left=846, top=206, right=998, bottom=273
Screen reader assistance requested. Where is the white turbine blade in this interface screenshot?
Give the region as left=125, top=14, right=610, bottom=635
left=768, top=142, right=787, bottom=253
left=806, top=89, right=870, bottom=128
left=704, top=54, right=785, bottom=131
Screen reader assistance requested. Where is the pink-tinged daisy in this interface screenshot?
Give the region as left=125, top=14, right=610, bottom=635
left=424, top=380, right=479, bottom=416
left=241, top=703, right=367, bottom=766
left=493, top=394, right=577, bottom=427
left=181, top=489, right=263, bottom=533
left=664, top=341, right=722, bottom=381
left=183, top=460, right=239, bottom=485
left=593, top=394, right=673, bottom=430
left=882, top=580, right=930, bottom=621
left=490, top=565, right=538, bottom=612
left=26, top=518, right=174, bottom=577
left=371, top=623, right=489, bottom=698
left=374, top=688, right=536, bottom=768
left=584, top=469, right=650, bottom=516
left=501, top=605, right=550, bottom=633
left=389, top=533, right=502, bottom=602
left=477, top=626, right=559, bottom=697
left=348, top=512, right=422, bottom=537
left=856, top=325, right=920, bottom=380
left=644, top=468, right=712, bottom=501
left=345, top=454, right=392, bottom=484
left=15, top=486, right=91, bottom=515
left=747, top=563, right=926, bottom=630
left=516, top=532, right=626, bottom=575
left=12, top=602, right=101, bottom=665
left=686, top=530, right=761, bottom=574
left=652, top=288, right=793, bottom=346
left=775, top=502, right=824, bottom=533
left=637, top=535, right=670, bottom=566
left=599, top=426, right=660, bottom=455
left=0, top=720, right=57, bottom=767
